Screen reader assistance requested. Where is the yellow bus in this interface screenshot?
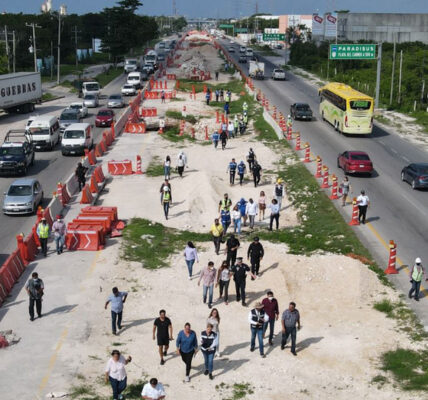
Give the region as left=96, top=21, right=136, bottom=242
left=319, top=82, right=374, bottom=135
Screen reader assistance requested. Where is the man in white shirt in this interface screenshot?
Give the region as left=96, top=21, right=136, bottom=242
left=248, top=302, right=269, bottom=358
left=356, top=190, right=370, bottom=224
left=142, top=378, right=166, bottom=400
left=245, top=198, right=258, bottom=229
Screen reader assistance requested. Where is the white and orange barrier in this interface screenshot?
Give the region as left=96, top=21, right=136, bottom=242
left=107, top=160, right=133, bottom=175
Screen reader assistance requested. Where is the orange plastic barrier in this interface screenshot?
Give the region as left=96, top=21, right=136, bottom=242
left=103, top=131, right=112, bottom=146
left=85, top=149, right=97, bottom=165
left=3, top=249, right=26, bottom=282
left=80, top=206, right=118, bottom=222
left=125, top=123, right=146, bottom=134
left=65, top=224, right=105, bottom=251
left=73, top=215, right=112, bottom=234
left=94, top=165, right=106, bottom=184
left=43, top=207, right=53, bottom=227
left=140, top=108, right=158, bottom=117
left=16, top=234, right=29, bottom=267
left=80, top=184, right=94, bottom=204
left=167, top=74, right=176, bottom=80
left=24, top=231, right=38, bottom=261
left=95, top=143, right=104, bottom=157
left=100, top=138, right=108, bottom=153
left=57, top=182, right=71, bottom=206
left=89, top=175, right=99, bottom=194
left=108, top=160, right=133, bottom=175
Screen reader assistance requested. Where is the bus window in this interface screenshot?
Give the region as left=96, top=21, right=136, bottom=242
left=350, top=100, right=371, bottom=110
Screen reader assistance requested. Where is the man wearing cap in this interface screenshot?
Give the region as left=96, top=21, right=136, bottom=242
left=281, top=302, right=301, bottom=356
left=248, top=301, right=269, bottom=357
left=356, top=190, right=370, bottom=224
left=247, top=237, right=264, bottom=278
left=210, top=219, right=224, bottom=255
left=231, top=257, right=255, bottom=306
left=273, top=179, right=286, bottom=210
left=52, top=214, right=66, bottom=255
left=37, top=217, right=50, bottom=257
left=409, top=257, right=428, bottom=302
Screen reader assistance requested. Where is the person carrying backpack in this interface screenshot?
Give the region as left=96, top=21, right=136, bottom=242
left=247, top=148, right=256, bottom=171
left=211, top=131, right=220, bottom=149
left=237, top=161, right=246, bottom=186
left=252, top=161, right=262, bottom=188
left=226, top=158, right=237, bottom=185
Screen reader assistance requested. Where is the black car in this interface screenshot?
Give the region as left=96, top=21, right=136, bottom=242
left=401, top=163, right=428, bottom=189
left=239, top=55, right=247, bottom=63
left=290, top=103, right=313, bottom=121
left=0, top=130, right=35, bottom=176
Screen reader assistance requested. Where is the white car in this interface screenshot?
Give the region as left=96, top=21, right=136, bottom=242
left=240, top=46, right=246, bottom=53
left=228, top=46, right=235, bottom=52
left=229, top=40, right=234, bottom=44
left=121, top=84, right=137, bottom=96
left=68, top=102, right=88, bottom=118
left=272, top=68, right=286, bottom=81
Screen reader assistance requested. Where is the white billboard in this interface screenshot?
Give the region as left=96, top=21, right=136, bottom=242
left=325, top=13, right=337, bottom=38
left=312, top=14, right=324, bottom=36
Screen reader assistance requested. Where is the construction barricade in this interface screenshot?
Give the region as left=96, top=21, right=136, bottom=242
left=140, top=107, right=157, bottom=118
left=73, top=215, right=112, bottom=234
left=80, top=184, right=94, bottom=204
left=94, top=165, right=106, bottom=184
left=57, top=182, right=71, bottom=206
left=65, top=224, right=105, bottom=251
left=108, top=160, right=133, bottom=175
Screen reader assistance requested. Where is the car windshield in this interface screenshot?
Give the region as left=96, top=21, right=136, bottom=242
left=29, top=127, right=50, bottom=135
left=1, top=147, right=24, bottom=156
left=109, top=95, right=121, bottom=100
left=63, top=130, right=84, bottom=139
left=61, top=112, right=78, bottom=120
left=123, top=85, right=133, bottom=89
left=84, top=95, right=95, bottom=100
left=128, top=76, right=139, bottom=80
left=126, top=60, right=137, bottom=65
left=296, top=105, right=310, bottom=110
left=275, top=69, right=284, bottom=73
left=69, top=104, right=81, bottom=110
left=98, top=110, right=113, bottom=117
left=350, top=154, right=370, bottom=161
left=146, top=55, right=156, bottom=62
left=85, top=83, right=99, bottom=91
left=350, top=100, right=371, bottom=110
left=8, top=185, right=32, bottom=196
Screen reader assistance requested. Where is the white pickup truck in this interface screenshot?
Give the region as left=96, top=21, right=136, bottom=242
left=249, top=60, right=265, bottom=80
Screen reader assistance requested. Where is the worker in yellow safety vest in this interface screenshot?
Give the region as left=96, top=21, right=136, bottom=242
left=409, top=257, right=428, bottom=302
left=218, top=193, right=232, bottom=213
left=37, top=217, right=50, bottom=257
left=210, top=218, right=224, bottom=255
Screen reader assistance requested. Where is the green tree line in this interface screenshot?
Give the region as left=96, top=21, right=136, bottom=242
left=0, top=0, right=160, bottom=73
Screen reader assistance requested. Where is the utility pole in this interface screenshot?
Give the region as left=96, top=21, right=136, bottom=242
left=71, top=26, right=80, bottom=67
left=50, top=41, right=54, bottom=80
left=26, top=23, right=42, bottom=72
left=398, top=50, right=403, bottom=104
left=375, top=42, right=382, bottom=109
left=12, top=30, right=16, bottom=73
left=57, top=5, right=67, bottom=85
left=4, top=25, right=10, bottom=73
left=389, top=36, right=396, bottom=105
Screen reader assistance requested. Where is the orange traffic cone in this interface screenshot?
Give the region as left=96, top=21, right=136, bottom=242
left=329, top=174, right=339, bottom=199
left=135, top=155, right=143, bottom=174
left=315, top=156, right=322, bottom=178
left=349, top=198, right=360, bottom=225
left=321, top=166, right=330, bottom=188
left=385, top=240, right=399, bottom=274
left=303, top=143, right=311, bottom=163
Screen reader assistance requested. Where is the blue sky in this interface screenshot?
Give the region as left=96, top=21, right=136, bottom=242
left=3, top=0, right=428, bottom=17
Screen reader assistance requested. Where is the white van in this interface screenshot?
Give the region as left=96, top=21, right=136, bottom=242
left=61, top=123, right=93, bottom=156
left=28, top=115, right=60, bottom=151
left=127, top=72, right=143, bottom=89
left=246, top=48, right=254, bottom=57
left=82, top=81, right=101, bottom=97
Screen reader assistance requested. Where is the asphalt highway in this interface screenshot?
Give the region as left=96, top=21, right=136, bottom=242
left=0, top=72, right=129, bottom=264
left=222, top=39, right=428, bottom=326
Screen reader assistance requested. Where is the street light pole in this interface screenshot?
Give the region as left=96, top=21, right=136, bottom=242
left=26, top=23, right=42, bottom=72
left=57, top=4, right=67, bottom=84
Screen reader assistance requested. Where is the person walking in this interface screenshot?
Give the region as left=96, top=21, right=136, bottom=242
left=234, top=116, right=239, bottom=136
left=176, top=155, right=185, bottom=178
left=75, top=161, right=88, bottom=191
left=161, top=186, right=171, bottom=220
left=105, top=287, right=128, bottom=335
left=37, top=217, right=50, bottom=257
left=177, top=151, right=188, bottom=166
left=227, top=120, right=235, bottom=139
left=224, top=102, right=230, bottom=116
left=226, top=234, right=240, bottom=267
left=245, top=198, right=258, bottom=229
left=215, top=71, right=219, bottom=81
left=281, top=302, right=301, bottom=356
left=176, top=323, right=198, bottom=382
left=198, top=261, right=217, bottom=309
left=247, top=237, right=264, bottom=278
left=161, top=90, right=166, bottom=104
left=243, top=112, right=248, bottom=127
left=340, top=176, right=351, bottom=206
left=226, top=158, right=237, bottom=185
left=184, top=241, right=199, bottom=279
left=52, top=214, right=66, bottom=255
left=153, top=309, right=173, bottom=365
left=220, top=130, right=228, bottom=150
left=220, top=89, right=224, bottom=102
left=273, top=179, right=285, bottom=209
left=238, top=198, right=248, bottom=227
left=25, top=272, right=44, bottom=321
left=215, top=88, right=219, bottom=101
left=239, top=116, right=246, bottom=135
left=248, top=302, right=269, bottom=357
left=220, top=208, right=231, bottom=234
left=262, top=291, right=279, bottom=345
left=252, top=161, right=262, bottom=187
left=216, top=261, right=231, bottom=305
left=205, top=89, right=211, bottom=105
left=268, top=199, right=280, bottom=231
left=159, top=180, right=172, bottom=204
left=247, top=148, right=256, bottom=171
left=408, top=257, right=428, bottom=301
left=211, top=131, right=220, bottom=149
left=163, top=156, right=171, bottom=180
left=200, top=323, right=218, bottom=379
left=105, top=350, right=132, bottom=400
left=242, top=101, right=248, bottom=114
left=258, top=191, right=266, bottom=221
left=237, top=161, right=246, bottom=186
left=142, top=378, right=166, bottom=400
left=210, top=218, right=224, bottom=255
left=231, top=257, right=255, bottom=306
left=207, top=308, right=221, bottom=356
left=357, top=190, right=370, bottom=224
left=218, top=193, right=232, bottom=213
left=232, top=205, right=242, bottom=234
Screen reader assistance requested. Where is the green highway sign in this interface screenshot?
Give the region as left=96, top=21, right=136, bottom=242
left=263, top=33, right=285, bottom=41
left=219, top=24, right=234, bottom=29
left=329, top=44, right=376, bottom=60
left=235, top=28, right=248, bottom=33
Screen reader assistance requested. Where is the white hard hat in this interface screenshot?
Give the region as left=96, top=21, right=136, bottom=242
left=415, top=257, right=422, bottom=264
left=163, top=186, right=169, bottom=192
left=287, top=114, right=291, bottom=118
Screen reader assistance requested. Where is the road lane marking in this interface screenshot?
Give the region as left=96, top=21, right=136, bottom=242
left=86, top=250, right=101, bottom=278
left=390, top=148, right=398, bottom=154
left=402, top=156, right=410, bottom=162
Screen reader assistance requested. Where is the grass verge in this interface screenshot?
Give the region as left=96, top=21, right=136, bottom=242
left=177, top=79, right=244, bottom=94
left=166, top=110, right=197, bottom=124
left=145, top=156, right=165, bottom=177
left=215, top=382, right=255, bottom=400
left=122, top=218, right=211, bottom=268
left=95, top=67, right=123, bottom=88
left=161, top=125, right=195, bottom=143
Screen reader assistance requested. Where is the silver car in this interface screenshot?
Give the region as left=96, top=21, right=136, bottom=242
left=83, top=94, right=99, bottom=108
left=121, top=84, right=136, bottom=96
left=107, top=94, right=125, bottom=108
left=68, top=102, right=88, bottom=118
left=3, top=178, right=43, bottom=215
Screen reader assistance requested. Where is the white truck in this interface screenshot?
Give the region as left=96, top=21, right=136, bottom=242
left=0, top=72, right=42, bottom=113
left=144, top=50, right=158, bottom=69
left=82, top=81, right=101, bottom=97
left=124, top=57, right=141, bottom=73
left=249, top=60, right=265, bottom=80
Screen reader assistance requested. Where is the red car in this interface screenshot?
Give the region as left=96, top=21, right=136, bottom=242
left=95, top=109, right=114, bottom=127
left=337, top=151, right=373, bottom=175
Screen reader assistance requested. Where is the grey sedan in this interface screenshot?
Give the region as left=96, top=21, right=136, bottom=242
left=83, top=94, right=99, bottom=108
left=3, top=178, right=43, bottom=215
left=107, top=94, right=125, bottom=108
